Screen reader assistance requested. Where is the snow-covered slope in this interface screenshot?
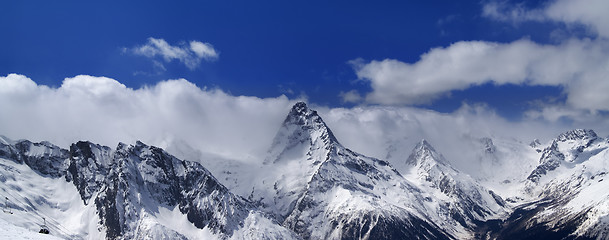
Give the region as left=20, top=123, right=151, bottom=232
left=451, top=135, right=540, bottom=201
left=0, top=139, right=98, bottom=239
left=249, top=102, right=453, bottom=239
left=402, top=140, right=509, bottom=236
left=3, top=104, right=609, bottom=240
left=489, top=129, right=609, bottom=239
left=76, top=140, right=297, bottom=240
left=0, top=218, right=64, bottom=240
left=1, top=137, right=297, bottom=240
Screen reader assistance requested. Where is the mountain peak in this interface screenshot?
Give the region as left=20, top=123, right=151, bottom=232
left=527, top=129, right=601, bottom=183
left=419, top=139, right=432, bottom=148
left=557, top=129, right=597, bottom=142
left=289, top=101, right=309, bottom=115
left=405, top=139, right=451, bottom=169
left=283, top=102, right=326, bottom=127
left=280, top=102, right=337, bottom=141
left=265, top=102, right=338, bottom=164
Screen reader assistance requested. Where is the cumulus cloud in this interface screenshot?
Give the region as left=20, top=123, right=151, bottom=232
left=483, top=0, right=609, bottom=39
left=130, top=37, right=218, bottom=70
left=349, top=2, right=609, bottom=121
left=0, top=74, right=293, bottom=162
left=1, top=73, right=607, bottom=179
left=352, top=38, right=609, bottom=110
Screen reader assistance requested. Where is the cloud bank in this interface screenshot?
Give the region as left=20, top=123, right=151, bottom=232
left=348, top=0, right=609, bottom=121
left=0, top=73, right=607, bottom=174
left=129, top=38, right=218, bottom=70
left=351, top=39, right=609, bottom=111
left=0, top=74, right=292, bottom=161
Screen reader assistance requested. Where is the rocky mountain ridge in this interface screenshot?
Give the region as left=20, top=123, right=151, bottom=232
left=1, top=103, right=608, bottom=239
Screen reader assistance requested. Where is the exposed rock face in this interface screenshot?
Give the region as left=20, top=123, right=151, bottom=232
left=491, top=129, right=609, bottom=239
left=256, top=102, right=453, bottom=240
left=527, top=129, right=600, bottom=183
left=67, top=141, right=112, bottom=204
left=0, top=136, right=295, bottom=239
left=0, top=137, right=68, bottom=177
left=2, top=107, right=609, bottom=239
left=70, top=141, right=253, bottom=239
left=405, top=139, right=508, bottom=234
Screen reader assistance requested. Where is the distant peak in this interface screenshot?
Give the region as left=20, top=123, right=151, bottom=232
left=530, top=139, right=541, bottom=148
left=74, top=140, right=95, bottom=149
left=557, top=129, right=597, bottom=142
left=416, top=139, right=435, bottom=152
left=117, top=142, right=129, bottom=150
left=407, top=139, right=447, bottom=166
left=135, top=140, right=147, bottom=147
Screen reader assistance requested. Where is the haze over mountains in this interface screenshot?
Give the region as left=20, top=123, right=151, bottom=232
left=1, top=102, right=608, bottom=239
left=3, top=0, right=609, bottom=238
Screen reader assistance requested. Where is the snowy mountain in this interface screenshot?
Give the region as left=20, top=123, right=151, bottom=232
left=0, top=136, right=69, bottom=178
left=250, top=102, right=453, bottom=239
left=2, top=103, right=609, bottom=240
left=1, top=137, right=296, bottom=239
left=487, top=129, right=609, bottom=239
left=402, top=140, right=509, bottom=236
left=1, top=137, right=99, bottom=239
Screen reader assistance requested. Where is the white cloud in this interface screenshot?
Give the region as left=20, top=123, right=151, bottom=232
left=189, top=41, right=218, bottom=60
left=351, top=38, right=609, bottom=112
left=338, top=90, right=362, bottom=103
left=130, top=38, right=218, bottom=71
left=1, top=73, right=607, bottom=179
left=481, top=1, right=545, bottom=24
left=0, top=74, right=293, bottom=161
left=0, top=73, right=40, bottom=94
left=318, top=102, right=609, bottom=180
left=483, top=0, right=609, bottom=39
left=546, top=0, right=609, bottom=39
left=347, top=2, right=609, bottom=123
left=316, top=103, right=582, bottom=177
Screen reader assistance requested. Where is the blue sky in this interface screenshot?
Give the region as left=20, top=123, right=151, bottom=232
left=1, top=0, right=609, bottom=161
left=1, top=0, right=607, bottom=121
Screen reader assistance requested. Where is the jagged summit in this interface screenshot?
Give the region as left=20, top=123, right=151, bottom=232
left=0, top=137, right=68, bottom=178
left=266, top=102, right=338, bottom=164
left=281, top=102, right=338, bottom=141
left=287, top=101, right=309, bottom=118
left=527, top=141, right=563, bottom=183
left=557, top=129, right=597, bottom=142
left=284, top=102, right=316, bottom=125
left=253, top=105, right=458, bottom=239
left=502, top=129, right=609, bottom=239
left=258, top=102, right=347, bottom=217
left=2, top=121, right=609, bottom=239
left=406, top=139, right=448, bottom=167
left=527, top=129, right=604, bottom=183
left=403, top=139, right=509, bottom=234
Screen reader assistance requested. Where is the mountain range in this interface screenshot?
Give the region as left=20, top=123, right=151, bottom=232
left=1, top=102, right=608, bottom=239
